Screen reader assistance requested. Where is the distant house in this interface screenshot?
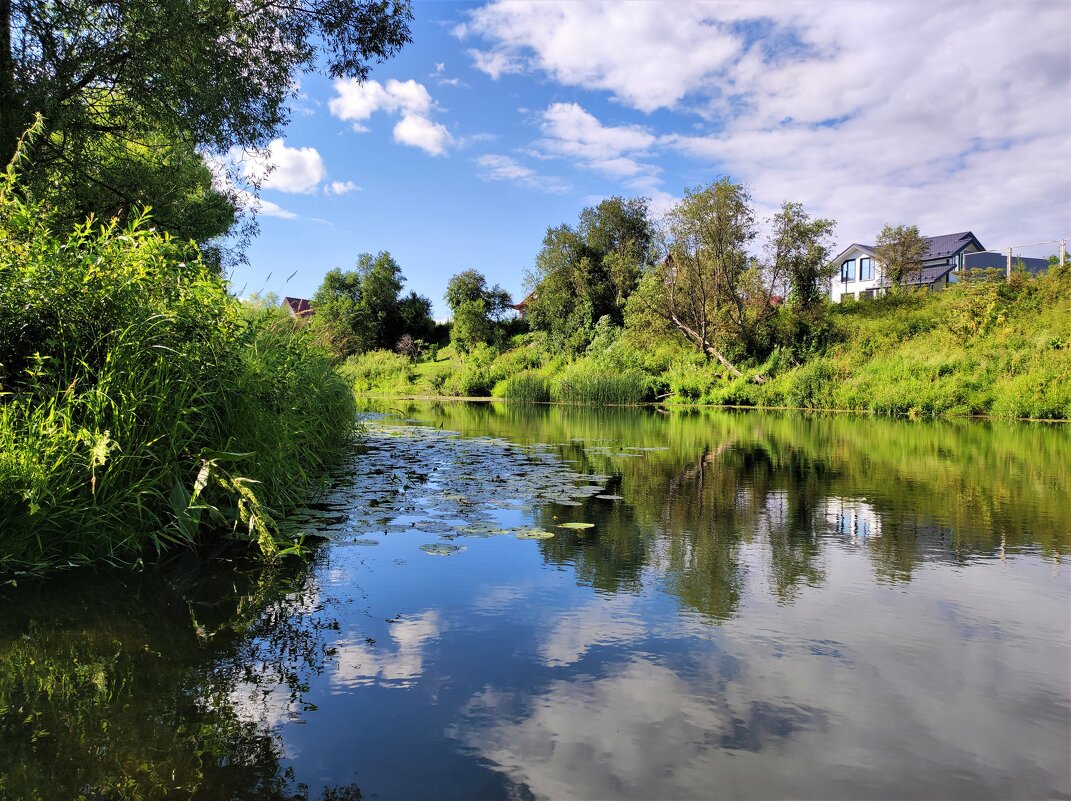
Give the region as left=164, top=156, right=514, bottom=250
left=511, top=291, right=536, bottom=320
left=828, top=231, right=986, bottom=303
left=282, top=297, right=315, bottom=318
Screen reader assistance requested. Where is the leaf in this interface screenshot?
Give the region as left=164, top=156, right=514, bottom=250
left=556, top=522, right=595, bottom=530
left=516, top=529, right=555, bottom=540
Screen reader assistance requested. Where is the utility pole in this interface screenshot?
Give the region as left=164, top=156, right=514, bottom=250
left=1061, top=240, right=1066, bottom=267
left=1006, top=248, right=1013, bottom=280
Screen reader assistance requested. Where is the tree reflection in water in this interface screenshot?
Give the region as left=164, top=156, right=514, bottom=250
left=0, top=546, right=355, bottom=800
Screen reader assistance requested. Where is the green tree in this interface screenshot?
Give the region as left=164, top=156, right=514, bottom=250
left=46, top=124, right=238, bottom=245
left=451, top=298, right=493, bottom=353
left=444, top=269, right=512, bottom=320
left=874, top=224, right=929, bottom=288
left=311, top=251, right=415, bottom=358
left=629, top=178, right=771, bottom=379
left=1, top=0, right=412, bottom=235
left=770, top=201, right=837, bottom=311
left=444, top=269, right=512, bottom=352
left=398, top=291, right=435, bottom=343
left=527, top=196, right=653, bottom=350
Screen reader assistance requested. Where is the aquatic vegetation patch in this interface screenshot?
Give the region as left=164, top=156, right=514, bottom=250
left=285, top=418, right=609, bottom=548
left=516, top=530, right=555, bottom=540
left=419, top=543, right=465, bottom=556
left=557, top=522, right=595, bottom=530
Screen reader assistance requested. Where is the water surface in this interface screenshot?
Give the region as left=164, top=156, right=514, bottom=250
left=2, top=403, right=1069, bottom=799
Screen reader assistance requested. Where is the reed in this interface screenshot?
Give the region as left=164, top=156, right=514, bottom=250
left=0, top=165, right=355, bottom=573
left=551, top=366, right=652, bottom=406
left=501, top=371, right=552, bottom=403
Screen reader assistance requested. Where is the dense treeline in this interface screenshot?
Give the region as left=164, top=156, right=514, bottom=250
left=337, top=179, right=1070, bottom=420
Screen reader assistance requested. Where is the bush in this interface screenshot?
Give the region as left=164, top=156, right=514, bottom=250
left=0, top=167, right=354, bottom=572
left=341, top=349, right=415, bottom=394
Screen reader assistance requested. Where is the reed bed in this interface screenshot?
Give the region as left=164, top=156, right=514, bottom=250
left=0, top=166, right=355, bottom=573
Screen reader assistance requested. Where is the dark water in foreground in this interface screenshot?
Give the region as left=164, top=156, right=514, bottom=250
left=2, top=403, right=1070, bottom=800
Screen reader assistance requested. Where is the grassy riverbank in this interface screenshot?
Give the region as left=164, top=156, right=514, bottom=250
left=343, top=268, right=1071, bottom=420
left=0, top=172, right=355, bottom=573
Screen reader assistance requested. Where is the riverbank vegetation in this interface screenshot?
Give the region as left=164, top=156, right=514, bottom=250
left=0, top=157, right=355, bottom=573
left=322, top=181, right=1070, bottom=420
left=1, top=0, right=416, bottom=571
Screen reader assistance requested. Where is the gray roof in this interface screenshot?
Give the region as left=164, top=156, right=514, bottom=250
left=923, top=231, right=983, bottom=260
left=876, top=263, right=956, bottom=288
left=962, top=252, right=1051, bottom=274
left=838, top=231, right=985, bottom=264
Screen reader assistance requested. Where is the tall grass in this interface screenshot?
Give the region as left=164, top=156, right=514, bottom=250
left=0, top=156, right=355, bottom=573
left=551, top=365, right=652, bottom=405
left=499, top=371, right=552, bottom=403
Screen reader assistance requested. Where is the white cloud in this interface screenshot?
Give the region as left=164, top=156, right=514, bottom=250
left=248, top=194, right=299, bottom=220
left=475, top=154, right=568, bottom=193
left=202, top=151, right=299, bottom=220
left=393, top=114, right=453, bottom=156
left=536, top=102, right=660, bottom=182
left=329, top=78, right=453, bottom=156
left=459, top=1, right=741, bottom=111
left=237, top=139, right=326, bottom=194
left=325, top=180, right=360, bottom=196
left=460, top=0, right=1071, bottom=249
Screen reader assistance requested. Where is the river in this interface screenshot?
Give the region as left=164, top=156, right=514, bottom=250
left=2, top=401, right=1069, bottom=800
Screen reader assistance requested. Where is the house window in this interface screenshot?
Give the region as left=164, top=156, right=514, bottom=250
left=841, top=259, right=856, bottom=281
left=859, top=258, right=874, bottom=281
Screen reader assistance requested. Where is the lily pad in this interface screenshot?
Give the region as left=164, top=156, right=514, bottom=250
left=516, top=529, right=555, bottom=540
left=557, top=522, right=595, bottom=530
left=419, top=543, right=465, bottom=556
left=596, top=494, right=624, bottom=500
left=350, top=538, right=380, bottom=546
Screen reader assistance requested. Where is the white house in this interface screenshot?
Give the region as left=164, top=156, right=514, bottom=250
left=828, top=231, right=986, bottom=303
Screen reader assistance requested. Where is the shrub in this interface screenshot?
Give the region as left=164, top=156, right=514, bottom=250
left=0, top=166, right=354, bottom=572
left=341, top=349, right=415, bottom=394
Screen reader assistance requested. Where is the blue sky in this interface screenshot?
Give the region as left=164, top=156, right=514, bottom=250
left=224, top=0, right=1071, bottom=318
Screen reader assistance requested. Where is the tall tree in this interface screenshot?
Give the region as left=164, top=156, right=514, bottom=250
left=874, top=224, right=929, bottom=288
left=1, top=0, right=412, bottom=237
left=311, top=251, right=420, bottom=357
left=770, top=202, right=837, bottom=310
left=526, top=196, right=653, bottom=349
left=444, top=269, right=512, bottom=320
left=628, top=178, right=773, bottom=380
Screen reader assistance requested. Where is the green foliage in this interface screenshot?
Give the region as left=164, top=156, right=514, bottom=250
left=551, top=363, right=653, bottom=405
left=450, top=298, right=494, bottom=353
left=771, top=201, right=837, bottom=310
left=340, top=349, right=415, bottom=394
left=0, top=169, right=355, bottom=572
left=499, top=371, right=552, bottom=403
left=444, top=269, right=512, bottom=319
left=874, top=223, right=929, bottom=288
left=442, top=343, right=501, bottom=397
left=527, top=196, right=654, bottom=350
left=311, top=252, right=433, bottom=358
left=3, top=0, right=413, bottom=238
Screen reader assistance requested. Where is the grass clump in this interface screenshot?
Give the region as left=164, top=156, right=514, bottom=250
left=551, top=364, right=653, bottom=405
left=499, top=371, right=552, bottom=403
left=0, top=165, right=355, bottom=573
